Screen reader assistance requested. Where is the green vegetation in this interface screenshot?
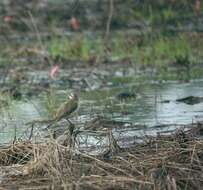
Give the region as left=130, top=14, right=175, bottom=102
left=43, top=90, right=58, bottom=118
left=47, top=35, right=104, bottom=62
left=130, top=0, right=202, bottom=24
left=44, top=32, right=203, bottom=80
left=0, top=0, right=202, bottom=81
left=133, top=34, right=191, bottom=67
left=0, top=30, right=202, bottom=81
left=46, top=33, right=200, bottom=63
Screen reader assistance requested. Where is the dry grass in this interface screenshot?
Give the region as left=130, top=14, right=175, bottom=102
left=0, top=123, right=203, bottom=190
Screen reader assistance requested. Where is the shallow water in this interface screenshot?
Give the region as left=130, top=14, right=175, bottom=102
left=0, top=79, right=203, bottom=144
left=82, top=80, right=203, bottom=124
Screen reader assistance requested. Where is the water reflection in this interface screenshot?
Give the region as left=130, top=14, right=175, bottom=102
left=0, top=80, right=203, bottom=144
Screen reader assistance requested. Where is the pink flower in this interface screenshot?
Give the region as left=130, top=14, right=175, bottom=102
left=3, top=16, right=12, bottom=23
left=70, top=16, right=79, bottom=30
left=194, top=0, right=201, bottom=15
left=49, top=65, right=59, bottom=79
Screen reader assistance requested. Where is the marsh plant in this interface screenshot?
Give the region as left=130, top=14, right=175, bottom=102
left=43, top=89, right=59, bottom=118
left=133, top=34, right=192, bottom=67
left=47, top=35, right=104, bottom=62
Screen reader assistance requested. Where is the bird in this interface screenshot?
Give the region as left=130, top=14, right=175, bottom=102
left=26, top=92, right=79, bottom=125
left=53, top=92, right=78, bottom=122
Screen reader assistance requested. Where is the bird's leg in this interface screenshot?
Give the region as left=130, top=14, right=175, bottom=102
left=65, top=118, right=78, bottom=148
left=65, top=118, right=75, bottom=135
left=28, top=123, right=34, bottom=140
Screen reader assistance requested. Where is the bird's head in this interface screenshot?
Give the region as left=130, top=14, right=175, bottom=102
left=68, top=92, right=78, bottom=101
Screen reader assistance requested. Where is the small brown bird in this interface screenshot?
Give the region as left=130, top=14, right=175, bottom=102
left=26, top=93, right=78, bottom=125
left=53, top=93, right=78, bottom=122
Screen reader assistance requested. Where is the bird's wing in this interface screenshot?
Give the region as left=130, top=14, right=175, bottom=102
left=56, top=101, right=76, bottom=118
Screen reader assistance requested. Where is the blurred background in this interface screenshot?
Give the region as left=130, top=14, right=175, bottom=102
left=0, top=0, right=203, bottom=144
